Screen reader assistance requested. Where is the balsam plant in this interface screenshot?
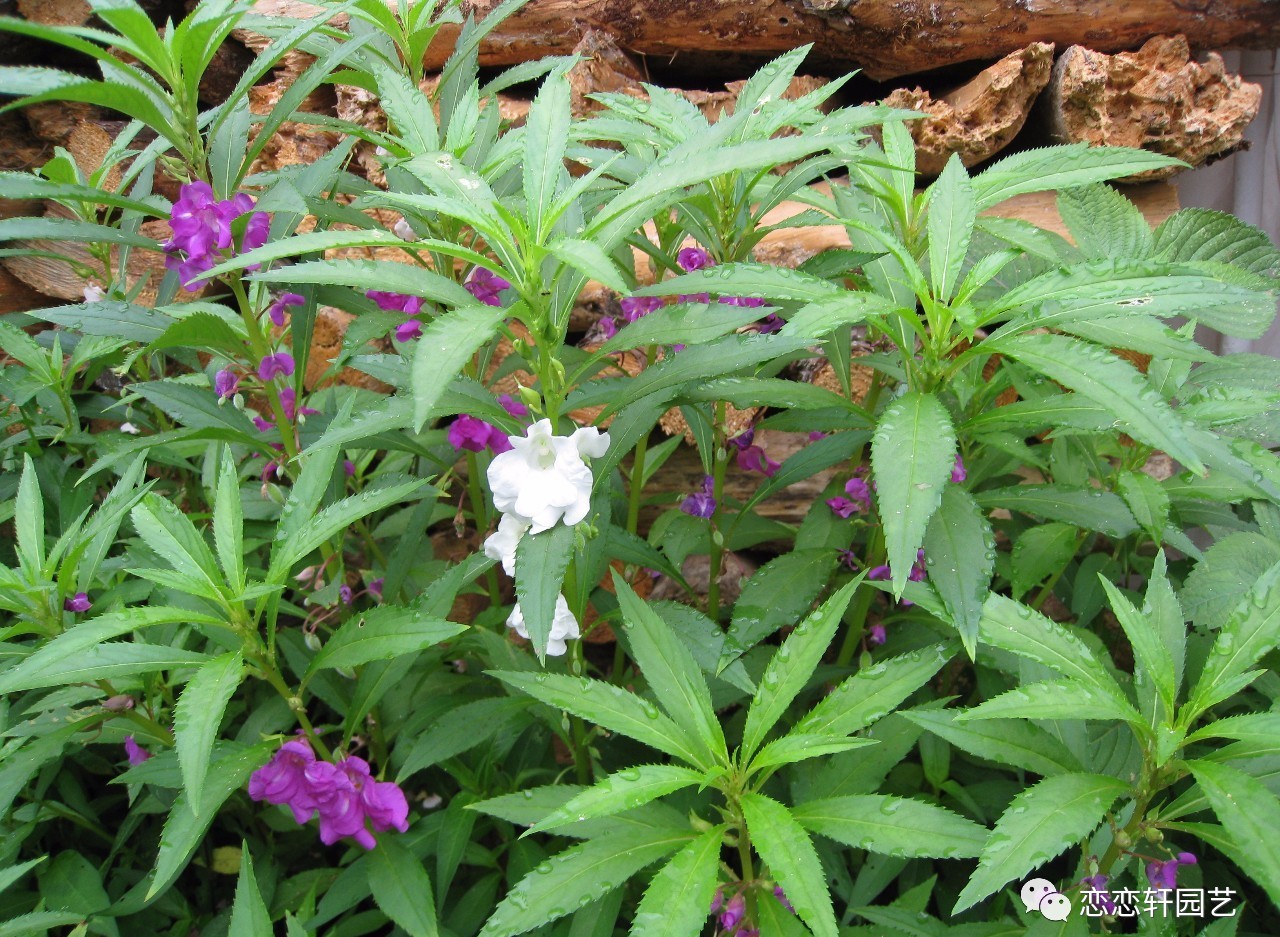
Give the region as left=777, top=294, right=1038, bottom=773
left=2, top=0, right=1280, bottom=934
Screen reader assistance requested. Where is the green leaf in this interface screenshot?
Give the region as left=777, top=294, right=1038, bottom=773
left=210, top=94, right=251, bottom=200
left=791, top=643, right=954, bottom=739
left=514, top=523, right=575, bottom=662
left=794, top=794, right=988, bottom=859
left=369, top=838, right=439, bottom=937
left=720, top=549, right=837, bottom=671
left=597, top=303, right=765, bottom=354
left=1115, top=470, right=1170, bottom=542
left=1187, top=560, right=1280, bottom=716
left=923, top=485, right=994, bottom=655
left=1100, top=572, right=1177, bottom=718
left=1181, top=532, right=1280, bottom=630
left=131, top=491, right=225, bottom=597
left=872, top=391, right=956, bottom=594
left=748, top=734, right=874, bottom=772
left=1186, top=760, right=1280, bottom=907
left=0, top=642, right=209, bottom=693
left=1010, top=523, right=1079, bottom=601
left=633, top=262, right=840, bottom=304
left=39, top=851, right=109, bottom=915
left=1057, top=184, right=1153, bottom=261
left=953, top=773, right=1128, bottom=913
left=984, top=332, right=1203, bottom=472
left=174, top=651, right=242, bottom=814
left=412, top=305, right=506, bottom=431
left=629, top=826, right=725, bottom=937
left=523, top=68, right=570, bottom=240
left=0, top=214, right=159, bottom=249
left=213, top=446, right=245, bottom=590
left=479, top=827, right=691, bottom=937
left=525, top=764, right=706, bottom=836
left=397, top=697, right=532, bottom=781
left=142, top=312, right=246, bottom=358
left=28, top=300, right=173, bottom=342
left=227, top=845, right=271, bottom=937
left=548, top=237, right=628, bottom=293
left=132, top=380, right=260, bottom=440
left=489, top=671, right=704, bottom=767
left=741, top=578, right=861, bottom=762
left=148, top=744, right=272, bottom=900
left=973, top=485, right=1137, bottom=539
left=13, top=453, right=42, bottom=575
left=779, top=291, right=904, bottom=340
left=741, top=793, right=836, bottom=937
left=926, top=154, right=977, bottom=302
left=961, top=680, right=1142, bottom=725
left=304, top=606, right=465, bottom=681
left=970, top=145, right=1184, bottom=210
left=1154, top=208, right=1280, bottom=277
left=614, top=576, right=724, bottom=767
left=370, top=59, right=438, bottom=153
left=902, top=709, right=1083, bottom=777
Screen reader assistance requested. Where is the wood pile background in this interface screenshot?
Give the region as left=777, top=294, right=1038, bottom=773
left=0, top=0, right=1273, bottom=526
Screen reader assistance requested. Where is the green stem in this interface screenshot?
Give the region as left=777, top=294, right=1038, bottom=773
left=1029, top=532, right=1088, bottom=611
left=835, top=524, right=884, bottom=667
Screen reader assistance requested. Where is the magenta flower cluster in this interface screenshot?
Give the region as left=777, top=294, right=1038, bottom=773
left=465, top=268, right=512, bottom=307
left=729, top=428, right=780, bottom=477
left=709, top=885, right=792, bottom=936
left=827, top=471, right=872, bottom=518
left=248, top=738, right=409, bottom=849
left=163, top=182, right=269, bottom=291
left=63, top=592, right=91, bottom=613
left=366, top=290, right=426, bottom=342
left=1147, top=852, right=1197, bottom=891
left=681, top=475, right=716, bottom=518
left=268, top=292, right=305, bottom=327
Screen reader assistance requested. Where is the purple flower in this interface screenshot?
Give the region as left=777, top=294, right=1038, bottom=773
left=368, top=577, right=384, bottom=601
left=123, top=736, right=151, bottom=766
left=867, top=565, right=891, bottom=581
left=838, top=548, right=859, bottom=570
left=249, top=738, right=318, bottom=824
left=950, top=454, right=967, bottom=483
left=1081, top=874, right=1116, bottom=915
left=498, top=393, right=529, bottom=419
left=677, top=246, right=712, bottom=272
left=280, top=387, right=319, bottom=421
left=736, top=445, right=780, bottom=477
left=343, top=459, right=356, bottom=477
left=1177, top=851, right=1198, bottom=865
left=756, top=312, right=784, bottom=334
left=909, top=548, right=927, bottom=582
left=620, top=295, right=664, bottom=322
left=258, top=352, right=295, bottom=382
left=681, top=476, right=716, bottom=518
left=868, top=623, right=887, bottom=645
left=339, top=584, right=353, bottom=605
left=844, top=476, right=872, bottom=511
left=465, top=268, right=511, bottom=306
left=449, top=414, right=499, bottom=453
left=718, top=892, right=745, bottom=931
left=252, top=416, right=274, bottom=432
left=214, top=369, right=239, bottom=400
left=367, top=290, right=424, bottom=315
left=306, top=760, right=372, bottom=848
left=262, top=461, right=278, bottom=484
left=341, top=755, right=410, bottom=836
left=827, top=496, right=859, bottom=518
left=808, top=431, right=827, bottom=441
left=773, top=886, right=794, bottom=913
left=719, top=295, right=766, bottom=308
left=267, top=292, right=305, bottom=327
left=394, top=319, right=424, bottom=342
left=677, top=292, right=711, bottom=304
left=598, top=316, right=617, bottom=339
left=709, top=887, right=724, bottom=914
left=163, top=182, right=269, bottom=291
left=1147, top=852, right=1197, bottom=891
left=727, top=428, right=754, bottom=451
left=63, top=592, right=91, bottom=613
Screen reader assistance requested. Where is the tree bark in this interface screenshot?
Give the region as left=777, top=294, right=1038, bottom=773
left=1042, top=34, right=1263, bottom=182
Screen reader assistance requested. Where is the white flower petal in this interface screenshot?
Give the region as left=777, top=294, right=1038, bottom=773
left=483, top=513, right=529, bottom=575
left=505, top=594, right=580, bottom=657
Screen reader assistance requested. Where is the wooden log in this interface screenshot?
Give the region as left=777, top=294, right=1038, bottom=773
left=248, top=0, right=1280, bottom=82
left=1043, top=35, right=1263, bottom=182
left=881, top=43, right=1054, bottom=177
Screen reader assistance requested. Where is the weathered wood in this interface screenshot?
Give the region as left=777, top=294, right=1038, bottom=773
left=1043, top=35, right=1263, bottom=182
left=248, top=0, right=1280, bottom=81
left=881, top=43, right=1054, bottom=177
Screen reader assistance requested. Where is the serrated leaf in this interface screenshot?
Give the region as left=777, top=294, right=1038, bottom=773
left=1187, top=560, right=1280, bottom=716
left=953, top=773, right=1127, bottom=913
left=923, top=485, right=994, bottom=654
left=489, top=671, right=704, bottom=767
left=794, top=794, right=988, bottom=859
left=741, top=793, right=835, bottom=937
left=227, top=846, right=271, bottom=937
left=791, top=643, right=954, bottom=739
left=213, top=446, right=244, bottom=590
left=175, top=651, right=242, bottom=814
left=598, top=303, right=764, bottom=354
left=132, top=380, right=260, bottom=440
left=741, top=578, right=861, bottom=762
left=548, top=237, right=628, bottom=292
left=779, top=291, right=904, bottom=340
left=479, top=827, right=691, bottom=937
left=304, top=606, right=465, bottom=681
left=872, top=392, right=956, bottom=594
left=748, top=734, right=875, bottom=773
left=397, top=697, right=531, bottom=781
left=412, top=305, right=507, bottom=431
left=1057, top=184, right=1154, bottom=261
left=0, top=642, right=209, bottom=693
left=973, top=485, right=1137, bottom=539
left=633, top=262, right=840, bottom=304
left=369, top=838, right=438, bottom=937
left=1010, top=523, right=1079, bottom=601
left=985, top=332, right=1203, bottom=471
left=971, top=145, right=1184, bottom=210
left=614, top=576, right=724, bottom=766
left=514, top=523, right=575, bottom=662
left=1100, top=572, right=1177, bottom=718
left=902, top=709, right=1082, bottom=777
left=523, top=68, right=570, bottom=240
left=629, top=825, right=725, bottom=937
left=1181, top=532, right=1280, bottom=631
left=926, top=154, right=976, bottom=302
left=961, top=680, right=1142, bottom=725
left=525, top=764, right=705, bottom=835
left=1154, top=208, right=1280, bottom=278
left=720, top=549, right=836, bottom=671
left=1186, top=760, right=1280, bottom=907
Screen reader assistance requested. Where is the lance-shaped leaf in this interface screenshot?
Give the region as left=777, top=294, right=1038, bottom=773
left=174, top=651, right=243, bottom=814
left=953, top=773, right=1128, bottom=913
left=719, top=549, right=837, bottom=671
left=632, top=262, right=840, bottom=304
left=412, top=305, right=507, bottom=431
left=903, top=709, right=1083, bottom=778
left=871, top=391, right=956, bottom=594
left=925, top=154, right=976, bottom=302
left=227, top=846, right=271, bottom=937
left=793, top=794, right=988, bottom=859
left=741, top=793, right=836, bottom=937
left=1100, top=572, right=1178, bottom=719
left=369, top=838, right=439, bottom=937
left=304, top=606, right=465, bottom=681
left=923, top=485, right=994, bottom=656
left=970, top=145, right=1184, bottom=210
left=629, top=825, right=726, bottom=937
left=514, top=523, right=575, bottom=662
left=1187, top=760, right=1280, bottom=908
left=524, top=764, right=705, bottom=836
left=959, top=680, right=1143, bottom=726
left=1187, top=560, right=1280, bottom=717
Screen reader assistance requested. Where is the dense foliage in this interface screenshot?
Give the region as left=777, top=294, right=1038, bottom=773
left=2, top=0, right=1280, bottom=934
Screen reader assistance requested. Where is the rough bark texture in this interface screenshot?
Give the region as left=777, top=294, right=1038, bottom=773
left=1044, top=35, right=1263, bottom=182
left=882, top=42, right=1054, bottom=177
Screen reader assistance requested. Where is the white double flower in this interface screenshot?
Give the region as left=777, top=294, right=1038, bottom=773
left=482, top=419, right=610, bottom=656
